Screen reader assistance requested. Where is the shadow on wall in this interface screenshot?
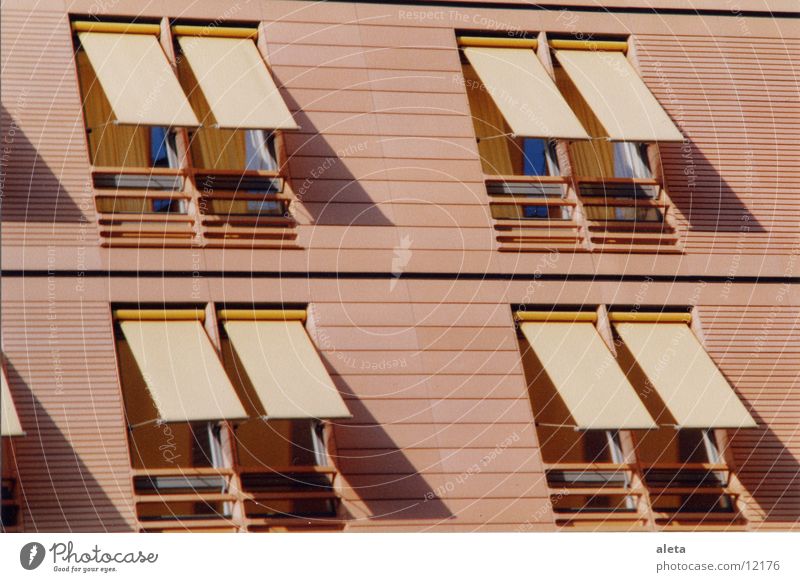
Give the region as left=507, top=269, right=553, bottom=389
left=659, top=140, right=766, bottom=234
left=729, top=410, right=800, bottom=528
left=0, top=104, right=88, bottom=224
left=3, top=360, right=133, bottom=532
left=321, top=361, right=453, bottom=525
left=276, top=91, right=394, bottom=228
left=614, top=332, right=797, bottom=526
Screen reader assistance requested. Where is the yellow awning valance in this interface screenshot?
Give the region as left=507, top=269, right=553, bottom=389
left=458, top=37, right=538, bottom=49
left=177, top=35, right=298, bottom=130
left=554, top=50, right=683, bottom=142
left=613, top=322, right=756, bottom=429
left=78, top=32, right=199, bottom=127
left=119, top=320, right=247, bottom=423
left=463, top=47, right=589, bottom=140
left=520, top=321, right=657, bottom=430
left=1, top=367, right=24, bottom=437
left=223, top=320, right=351, bottom=420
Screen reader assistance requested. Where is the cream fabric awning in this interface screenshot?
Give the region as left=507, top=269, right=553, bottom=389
left=463, top=47, right=590, bottom=140
left=614, top=323, right=756, bottom=428
left=223, top=320, right=351, bottom=419
left=78, top=32, right=199, bottom=127
left=177, top=36, right=298, bottom=130
left=120, top=320, right=247, bottom=423
left=520, top=322, right=656, bottom=429
left=1, top=367, right=24, bottom=437
left=554, top=50, right=683, bottom=142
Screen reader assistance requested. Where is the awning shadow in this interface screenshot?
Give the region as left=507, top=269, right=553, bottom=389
left=728, top=411, right=800, bottom=527
left=0, top=104, right=88, bottom=224
left=2, top=359, right=133, bottom=532
left=321, top=362, right=453, bottom=524
left=275, top=90, right=394, bottom=227
left=659, top=140, right=766, bottom=234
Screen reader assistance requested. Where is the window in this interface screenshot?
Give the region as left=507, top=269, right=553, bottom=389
left=73, top=21, right=295, bottom=173
left=74, top=24, right=198, bottom=169
left=463, top=60, right=564, bottom=177
left=609, top=311, right=756, bottom=429
left=460, top=38, right=583, bottom=239
left=553, top=68, right=652, bottom=182
left=608, top=310, right=752, bottom=521
left=174, top=31, right=296, bottom=172
left=517, top=310, right=655, bottom=431
left=635, top=429, right=733, bottom=514
left=460, top=38, right=581, bottom=178
left=517, top=310, right=653, bottom=519
left=113, top=307, right=349, bottom=531
left=1, top=364, right=24, bottom=530
left=517, top=307, right=754, bottom=528
left=150, top=127, right=179, bottom=169
left=72, top=20, right=299, bottom=248
left=459, top=34, right=683, bottom=251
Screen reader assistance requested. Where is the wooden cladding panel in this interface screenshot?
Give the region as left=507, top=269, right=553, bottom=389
left=1, top=301, right=135, bottom=531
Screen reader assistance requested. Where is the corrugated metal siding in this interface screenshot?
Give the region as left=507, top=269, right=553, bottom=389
left=1, top=300, right=135, bottom=531
left=699, top=305, right=800, bottom=530
left=0, top=8, right=96, bottom=248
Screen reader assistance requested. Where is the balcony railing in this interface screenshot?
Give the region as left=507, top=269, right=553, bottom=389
left=546, top=462, right=647, bottom=529
left=132, top=465, right=342, bottom=533
left=576, top=178, right=682, bottom=253
left=485, top=175, right=586, bottom=252
left=485, top=175, right=683, bottom=253
left=545, top=461, right=744, bottom=530
left=642, top=463, right=742, bottom=528
left=91, top=167, right=299, bottom=250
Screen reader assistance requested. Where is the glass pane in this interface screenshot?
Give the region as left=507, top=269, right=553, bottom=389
left=151, top=199, right=184, bottom=213
left=538, top=427, right=615, bottom=464
left=96, top=197, right=185, bottom=214
left=519, top=138, right=558, bottom=176
left=150, top=127, right=169, bottom=167
left=206, top=198, right=285, bottom=216
left=613, top=142, right=651, bottom=178
left=583, top=206, right=662, bottom=222
left=491, top=204, right=569, bottom=221
left=235, top=420, right=318, bottom=468
left=245, top=130, right=278, bottom=171
left=464, top=64, right=559, bottom=177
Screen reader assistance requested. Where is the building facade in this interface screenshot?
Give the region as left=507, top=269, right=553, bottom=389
left=1, top=0, right=798, bottom=532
